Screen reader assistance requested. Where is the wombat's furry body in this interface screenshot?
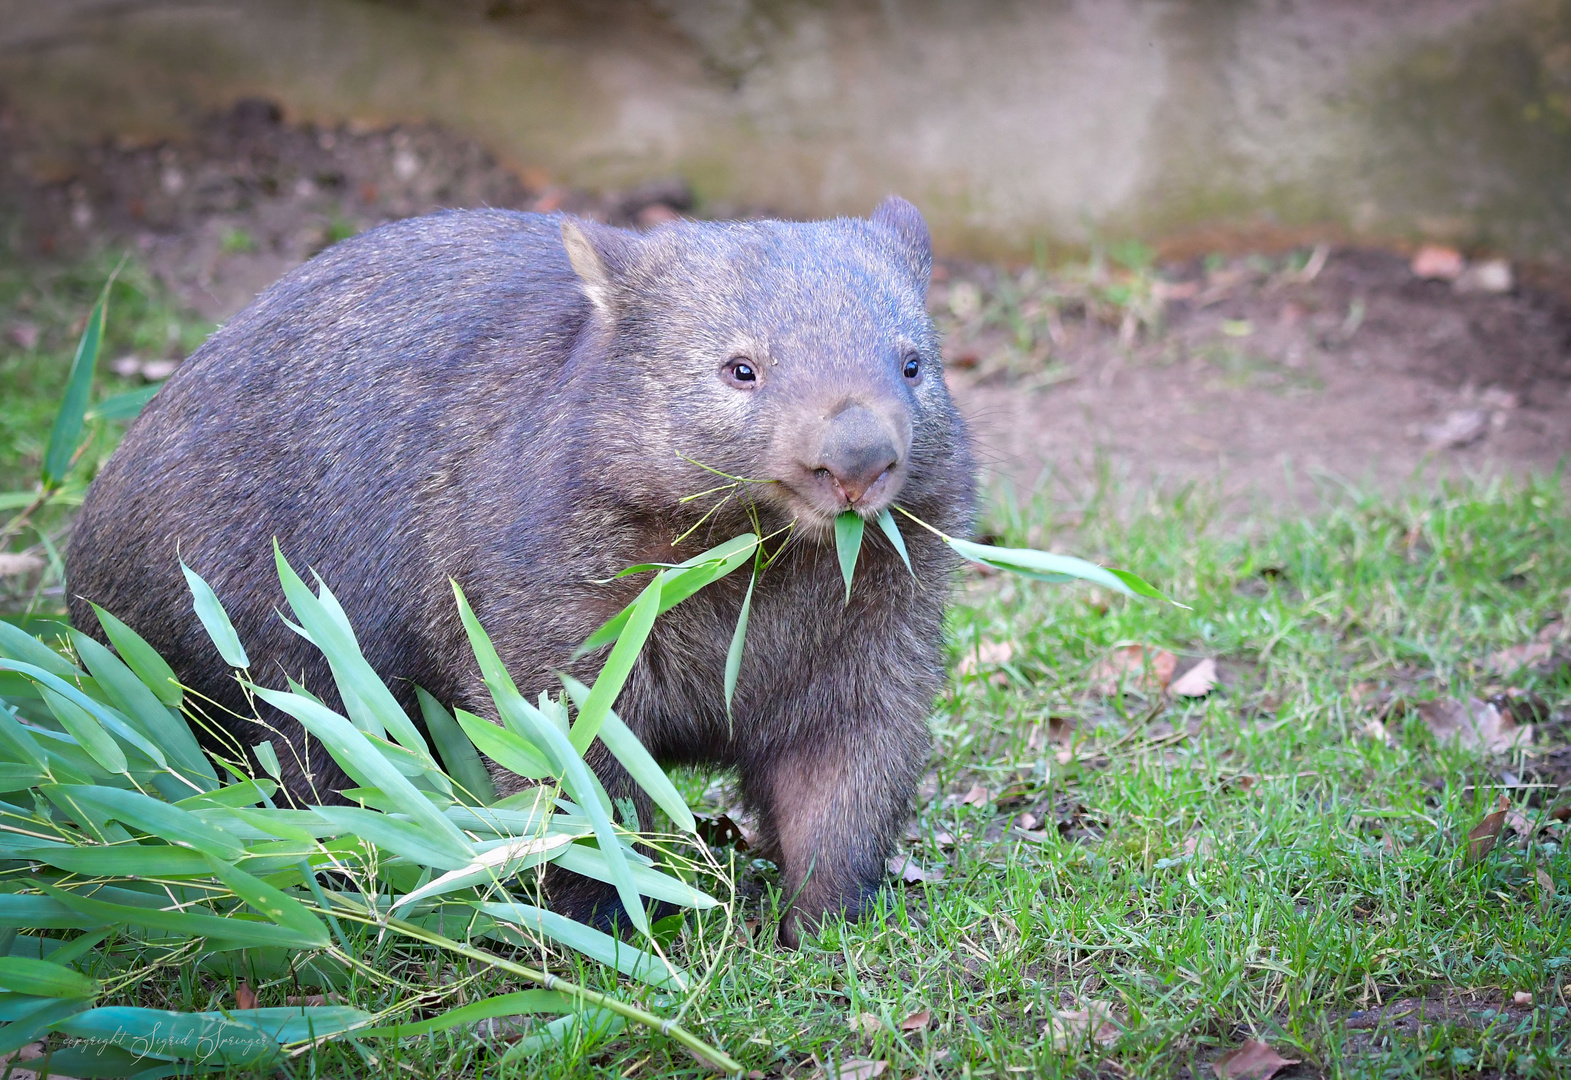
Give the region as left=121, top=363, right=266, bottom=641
left=66, top=201, right=975, bottom=946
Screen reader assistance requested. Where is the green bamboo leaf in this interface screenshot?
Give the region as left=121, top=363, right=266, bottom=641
left=206, top=856, right=331, bottom=948
left=69, top=632, right=214, bottom=787
left=575, top=533, right=758, bottom=656
left=245, top=684, right=473, bottom=861
left=0, top=996, right=91, bottom=1057
left=0, top=894, right=97, bottom=930
left=272, top=543, right=435, bottom=764
left=41, top=785, right=244, bottom=861
left=551, top=842, right=718, bottom=909
left=42, top=293, right=104, bottom=488
left=310, top=805, right=474, bottom=870
left=834, top=511, right=864, bottom=605
left=40, top=687, right=128, bottom=776
left=41, top=885, right=327, bottom=950
left=55, top=1006, right=373, bottom=1064
left=180, top=561, right=249, bottom=668
left=21, top=843, right=212, bottom=878
left=0, top=957, right=99, bottom=999
left=84, top=381, right=162, bottom=422
left=254, top=740, right=281, bottom=781
left=723, top=566, right=755, bottom=721
left=416, top=687, right=496, bottom=805
left=89, top=604, right=181, bottom=707
left=0, top=707, right=47, bottom=771
left=173, top=778, right=276, bottom=809
left=570, top=574, right=661, bottom=755
left=875, top=507, right=913, bottom=574
left=559, top=675, right=695, bottom=834
left=390, top=830, right=583, bottom=911
left=356, top=990, right=575, bottom=1038
left=453, top=709, right=553, bottom=780
left=477, top=901, right=686, bottom=989
left=0, top=621, right=84, bottom=680
left=0, top=763, right=50, bottom=790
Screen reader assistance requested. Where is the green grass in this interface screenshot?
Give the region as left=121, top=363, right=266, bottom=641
left=53, top=474, right=1556, bottom=1079
left=2, top=251, right=1567, bottom=1076
left=0, top=245, right=214, bottom=493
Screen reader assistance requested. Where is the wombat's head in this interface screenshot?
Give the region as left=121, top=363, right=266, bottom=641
left=561, top=197, right=971, bottom=539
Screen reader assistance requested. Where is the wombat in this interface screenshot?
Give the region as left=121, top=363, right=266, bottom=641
left=66, top=198, right=976, bottom=947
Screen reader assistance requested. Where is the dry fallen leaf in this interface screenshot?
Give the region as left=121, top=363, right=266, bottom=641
left=0, top=553, right=43, bottom=578
left=1170, top=658, right=1220, bottom=698
left=899, top=1008, right=932, bottom=1032
left=1491, top=640, right=1553, bottom=674
left=1418, top=698, right=1532, bottom=754
left=1513, top=991, right=1534, bottom=1006
left=957, top=639, right=1014, bottom=676
left=823, top=1059, right=887, bottom=1080
left=1411, top=244, right=1465, bottom=281
left=1043, top=1001, right=1120, bottom=1051
left=1361, top=718, right=1395, bottom=746
left=1212, top=1038, right=1301, bottom=1080
left=887, top=854, right=943, bottom=884
left=1017, top=811, right=1039, bottom=831
left=959, top=783, right=993, bottom=807
left=1089, top=645, right=1176, bottom=696
left=1467, top=797, right=1510, bottom=863
left=236, top=982, right=258, bottom=1010
left=1537, top=867, right=1556, bottom=916
left=8, top=322, right=40, bottom=350
left=1422, top=409, right=1488, bottom=449
left=1182, top=833, right=1216, bottom=859
left=1506, top=808, right=1537, bottom=839
left=849, top=1011, right=882, bottom=1038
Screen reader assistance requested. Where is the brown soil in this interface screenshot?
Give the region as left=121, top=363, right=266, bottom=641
left=4, top=98, right=1569, bottom=514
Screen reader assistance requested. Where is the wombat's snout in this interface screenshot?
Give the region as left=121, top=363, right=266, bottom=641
left=804, top=404, right=907, bottom=510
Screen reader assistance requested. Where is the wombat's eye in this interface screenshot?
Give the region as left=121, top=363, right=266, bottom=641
left=724, top=357, right=758, bottom=386
left=902, top=353, right=922, bottom=380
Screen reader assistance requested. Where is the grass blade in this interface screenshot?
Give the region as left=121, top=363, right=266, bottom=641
left=834, top=511, right=864, bottom=605
left=180, top=562, right=249, bottom=668
left=41, top=293, right=104, bottom=488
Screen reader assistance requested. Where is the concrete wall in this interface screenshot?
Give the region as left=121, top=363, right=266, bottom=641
left=2, top=0, right=1567, bottom=260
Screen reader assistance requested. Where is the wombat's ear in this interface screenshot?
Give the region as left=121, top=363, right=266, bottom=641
left=870, top=196, right=932, bottom=288
left=560, top=217, right=636, bottom=315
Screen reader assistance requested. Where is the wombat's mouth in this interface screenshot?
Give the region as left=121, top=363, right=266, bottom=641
left=772, top=462, right=906, bottom=531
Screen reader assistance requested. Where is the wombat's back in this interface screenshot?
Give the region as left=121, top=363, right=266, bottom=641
left=66, top=210, right=588, bottom=723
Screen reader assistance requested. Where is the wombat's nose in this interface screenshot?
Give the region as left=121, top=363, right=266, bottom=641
left=813, top=406, right=899, bottom=506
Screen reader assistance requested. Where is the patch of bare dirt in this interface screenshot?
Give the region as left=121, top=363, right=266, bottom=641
left=3, top=97, right=1569, bottom=512
left=940, top=248, right=1571, bottom=513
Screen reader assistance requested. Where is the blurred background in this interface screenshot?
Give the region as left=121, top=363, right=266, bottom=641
left=0, top=0, right=1568, bottom=520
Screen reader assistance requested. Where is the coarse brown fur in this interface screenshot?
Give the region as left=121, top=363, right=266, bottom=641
left=65, top=200, right=976, bottom=946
